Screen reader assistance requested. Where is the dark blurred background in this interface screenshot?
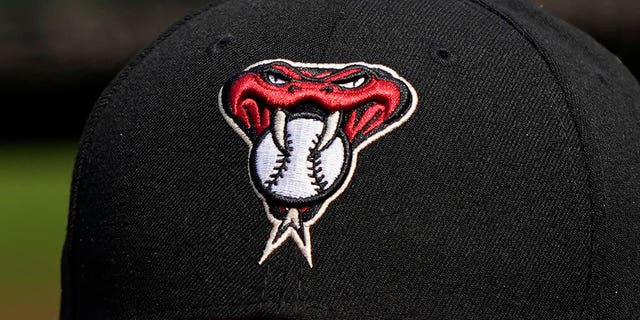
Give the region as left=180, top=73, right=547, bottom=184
left=0, top=0, right=638, bottom=318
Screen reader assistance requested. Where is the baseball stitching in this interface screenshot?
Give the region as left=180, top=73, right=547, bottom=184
left=264, top=134, right=292, bottom=191
left=307, top=133, right=329, bottom=193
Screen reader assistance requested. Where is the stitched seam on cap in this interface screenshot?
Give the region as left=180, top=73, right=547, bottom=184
left=277, top=0, right=352, bottom=305
left=61, top=1, right=232, bottom=318
left=463, top=0, right=597, bottom=318
left=134, top=300, right=427, bottom=319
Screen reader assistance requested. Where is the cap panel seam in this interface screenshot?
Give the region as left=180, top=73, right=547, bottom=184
left=60, top=1, right=233, bottom=318
left=464, top=0, right=597, bottom=318
left=287, top=0, right=353, bottom=305
left=129, top=300, right=431, bottom=319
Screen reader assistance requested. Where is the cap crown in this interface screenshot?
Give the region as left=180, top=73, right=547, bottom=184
left=61, top=0, right=640, bottom=319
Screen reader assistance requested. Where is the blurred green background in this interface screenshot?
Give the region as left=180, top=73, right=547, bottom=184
left=0, top=0, right=638, bottom=319
left=0, top=0, right=209, bottom=318
left=0, top=143, right=75, bottom=318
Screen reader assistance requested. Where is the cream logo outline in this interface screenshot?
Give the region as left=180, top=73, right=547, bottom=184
left=218, top=59, right=418, bottom=267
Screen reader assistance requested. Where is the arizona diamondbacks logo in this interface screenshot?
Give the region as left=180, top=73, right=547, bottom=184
left=219, top=59, right=418, bottom=266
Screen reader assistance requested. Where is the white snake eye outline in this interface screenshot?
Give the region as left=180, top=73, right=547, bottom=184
left=335, top=75, right=367, bottom=89
left=264, top=71, right=290, bottom=85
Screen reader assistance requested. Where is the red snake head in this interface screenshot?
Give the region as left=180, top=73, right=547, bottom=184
left=220, top=60, right=415, bottom=150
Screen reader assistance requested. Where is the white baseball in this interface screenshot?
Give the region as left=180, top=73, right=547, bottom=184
left=253, top=117, right=346, bottom=200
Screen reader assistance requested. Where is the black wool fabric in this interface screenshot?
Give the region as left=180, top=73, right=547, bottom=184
left=60, top=0, right=640, bottom=319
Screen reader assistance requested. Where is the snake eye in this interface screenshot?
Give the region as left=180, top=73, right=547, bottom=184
left=264, top=71, right=290, bottom=85
left=335, top=75, right=367, bottom=89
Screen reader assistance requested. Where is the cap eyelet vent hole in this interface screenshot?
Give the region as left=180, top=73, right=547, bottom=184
left=597, top=72, right=608, bottom=84
left=437, top=49, right=450, bottom=60
left=206, top=33, right=234, bottom=55
left=430, top=44, right=458, bottom=66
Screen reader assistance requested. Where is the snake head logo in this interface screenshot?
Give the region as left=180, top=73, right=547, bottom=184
left=219, top=60, right=418, bottom=266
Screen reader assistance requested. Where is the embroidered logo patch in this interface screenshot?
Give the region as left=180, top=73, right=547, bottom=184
left=219, top=59, right=418, bottom=266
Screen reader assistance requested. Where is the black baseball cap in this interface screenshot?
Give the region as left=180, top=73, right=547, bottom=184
left=60, top=0, right=640, bottom=319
